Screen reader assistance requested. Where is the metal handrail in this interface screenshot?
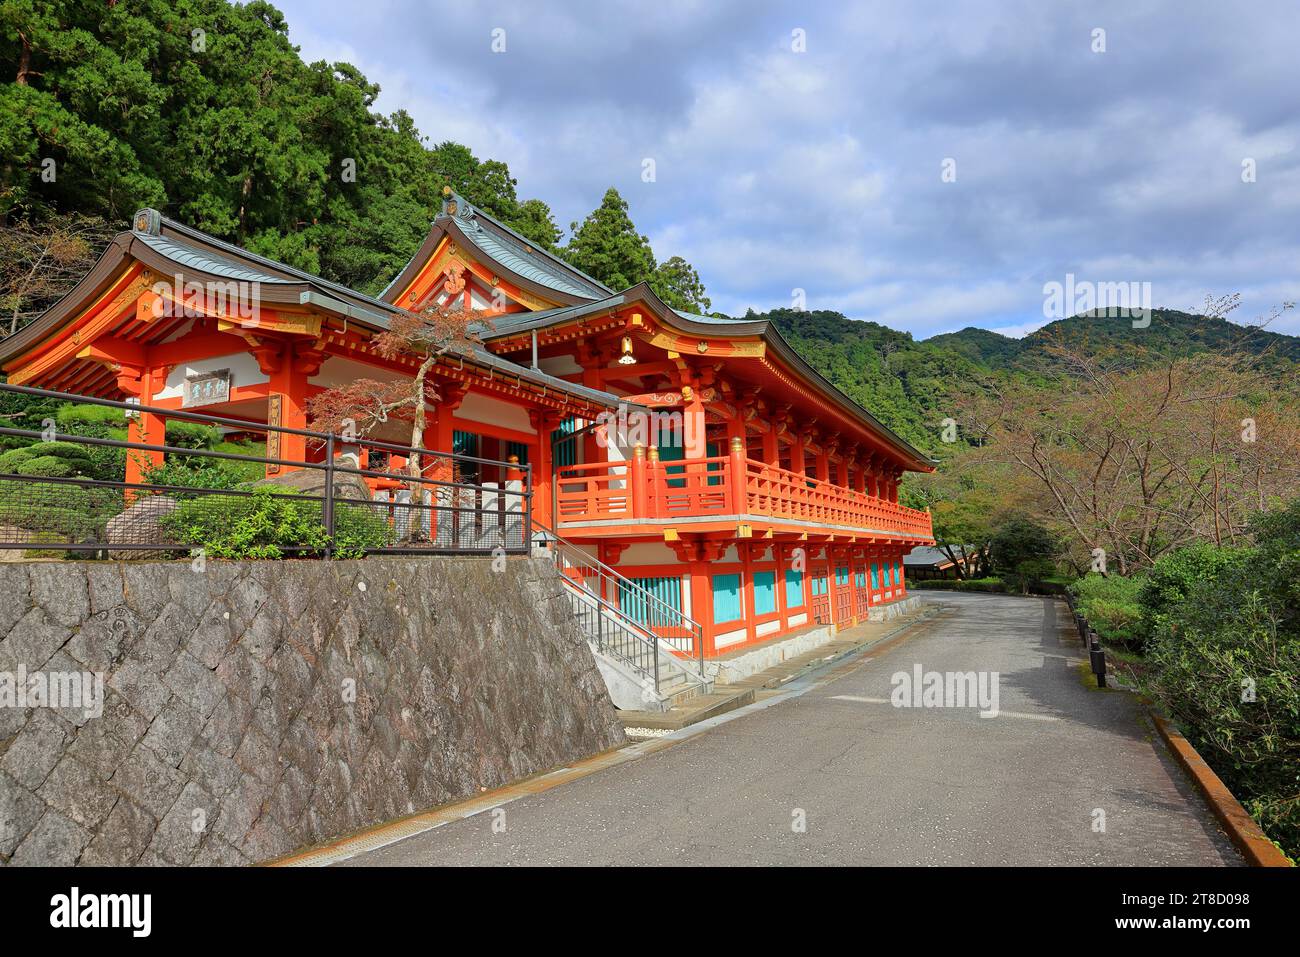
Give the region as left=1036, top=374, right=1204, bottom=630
left=559, top=572, right=664, bottom=694
left=0, top=381, right=533, bottom=556
left=533, top=520, right=707, bottom=682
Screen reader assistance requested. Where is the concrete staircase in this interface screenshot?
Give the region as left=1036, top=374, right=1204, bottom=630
left=534, top=525, right=712, bottom=712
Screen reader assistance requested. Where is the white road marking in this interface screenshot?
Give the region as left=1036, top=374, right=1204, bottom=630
left=828, top=695, right=1060, bottom=721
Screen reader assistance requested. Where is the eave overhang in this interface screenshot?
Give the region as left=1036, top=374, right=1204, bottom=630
left=0, top=211, right=629, bottom=417
left=483, top=282, right=938, bottom=471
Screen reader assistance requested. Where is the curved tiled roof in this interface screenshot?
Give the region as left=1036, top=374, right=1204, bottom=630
left=135, top=234, right=290, bottom=285
left=0, top=209, right=631, bottom=415
left=378, top=192, right=613, bottom=305
left=463, top=225, right=602, bottom=300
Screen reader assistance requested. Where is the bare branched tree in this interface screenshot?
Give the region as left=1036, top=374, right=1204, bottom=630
left=0, top=214, right=115, bottom=336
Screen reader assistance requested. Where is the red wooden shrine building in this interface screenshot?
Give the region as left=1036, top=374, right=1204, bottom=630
left=1, top=195, right=935, bottom=658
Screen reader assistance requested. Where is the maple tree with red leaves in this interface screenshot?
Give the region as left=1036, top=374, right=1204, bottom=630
left=306, top=303, right=489, bottom=496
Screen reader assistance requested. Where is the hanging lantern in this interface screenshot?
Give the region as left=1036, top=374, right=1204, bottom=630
left=618, top=335, right=636, bottom=365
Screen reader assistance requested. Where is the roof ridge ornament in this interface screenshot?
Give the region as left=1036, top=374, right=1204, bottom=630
left=132, top=209, right=162, bottom=236
left=440, top=185, right=476, bottom=227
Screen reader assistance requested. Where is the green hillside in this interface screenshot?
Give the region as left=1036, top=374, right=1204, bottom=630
left=931, top=310, right=1300, bottom=374
left=752, top=307, right=1300, bottom=454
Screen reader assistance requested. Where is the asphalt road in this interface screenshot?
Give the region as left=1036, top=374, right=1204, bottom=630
left=344, top=593, right=1241, bottom=866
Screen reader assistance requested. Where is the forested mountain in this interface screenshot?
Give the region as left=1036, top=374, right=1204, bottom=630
left=750, top=306, right=1300, bottom=453
left=0, top=0, right=708, bottom=310
left=935, top=309, right=1300, bottom=374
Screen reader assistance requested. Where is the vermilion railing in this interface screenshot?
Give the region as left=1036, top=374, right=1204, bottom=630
left=555, top=450, right=933, bottom=539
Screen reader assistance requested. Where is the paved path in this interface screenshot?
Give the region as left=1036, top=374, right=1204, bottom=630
left=344, top=593, right=1240, bottom=866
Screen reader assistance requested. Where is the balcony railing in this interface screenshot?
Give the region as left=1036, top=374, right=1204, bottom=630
left=555, top=447, right=933, bottom=539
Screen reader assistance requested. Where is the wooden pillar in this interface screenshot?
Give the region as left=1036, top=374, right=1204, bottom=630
left=124, top=364, right=165, bottom=488
left=761, top=427, right=779, bottom=467
left=790, top=429, right=807, bottom=478
left=689, top=559, right=716, bottom=658
left=631, top=443, right=647, bottom=518
left=684, top=391, right=707, bottom=460
left=741, top=544, right=756, bottom=645
left=727, top=435, right=747, bottom=513
left=282, top=361, right=308, bottom=464
left=528, top=409, right=560, bottom=529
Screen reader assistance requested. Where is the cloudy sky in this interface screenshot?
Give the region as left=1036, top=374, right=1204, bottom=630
left=272, top=0, right=1300, bottom=339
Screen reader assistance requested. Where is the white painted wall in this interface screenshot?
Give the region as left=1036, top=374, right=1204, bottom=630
left=617, top=542, right=680, bottom=565
left=153, top=352, right=266, bottom=401
left=456, top=391, right=536, bottom=434
left=715, top=627, right=748, bottom=649
left=311, top=356, right=406, bottom=389
left=538, top=354, right=582, bottom=377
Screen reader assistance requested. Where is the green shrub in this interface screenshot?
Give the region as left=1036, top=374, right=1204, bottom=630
left=0, top=447, right=33, bottom=473
left=1139, top=542, right=1252, bottom=639
left=0, top=476, right=120, bottom=541
left=53, top=406, right=130, bottom=481
left=1144, top=574, right=1299, bottom=859
left=17, top=455, right=84, bottom=478
left=0, top=437, right=120, bottom=543
left=143, top=457, right=252, bottom=493
left=56, top=403, right=129, bottom=430
left=143, top=437, right=269, bottom=492
left=160, top=486, right=392, bottom=559
left=165, top=420, right=222, bottom=450
left=1070, top=573, right=1146, bottom=648
left=0, top=441, right=94, bottom=475
left=911, top=576, right=1007, bottom=592
left=1138, top=500, right=1300, bottom=862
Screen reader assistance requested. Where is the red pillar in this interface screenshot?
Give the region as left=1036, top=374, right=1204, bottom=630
left=124, top=365, right=165, bottom=488
left=529, top=410, right=559, bottom=529
left=267, top=342, right=308, bottom=468
left=689, top=560, right=715, bottom=658
left=631, top=444, right=647, bottom=518
left=727, top=435, right=748, bottom=514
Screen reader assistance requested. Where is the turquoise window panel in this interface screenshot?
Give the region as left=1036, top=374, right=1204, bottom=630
left=871, top=563, right=880, bottom=589
left=753, top=570, right=777, bottom=616
left=854, top=569, right=866, bottom=588
left=452, top=430, right=478, bottom=456
left=784, top=568, right=805, bottom=608
left=552, top=416, right=578, bottom=467
left=836, top=566, right=850, bottom=586
left=712, top=573, right=742, bottom=624
left=618, top=575, right=683, bottom=626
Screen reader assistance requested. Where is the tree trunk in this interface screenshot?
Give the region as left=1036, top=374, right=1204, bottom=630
left=406, top=356, right=437, bottom=504
left=237, top=174, right=252, bottom=241
left=16, top=34, right=32, bottom=86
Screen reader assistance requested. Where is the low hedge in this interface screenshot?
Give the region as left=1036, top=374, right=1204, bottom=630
left=910, top=576, right=1008, bottom=593
left=160, top=485, right=393, bottom=559
left=1069, top=573, right=1146, bottom=648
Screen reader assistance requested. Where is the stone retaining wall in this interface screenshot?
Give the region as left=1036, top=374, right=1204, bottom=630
left=0, top=557, right=624, bottom=866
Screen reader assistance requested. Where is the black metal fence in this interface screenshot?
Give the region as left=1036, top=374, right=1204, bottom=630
left=0, top=382, right=532, bottom=559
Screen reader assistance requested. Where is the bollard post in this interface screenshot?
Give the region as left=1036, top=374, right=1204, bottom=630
left=1088, top=628, right=1107, bottom=688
